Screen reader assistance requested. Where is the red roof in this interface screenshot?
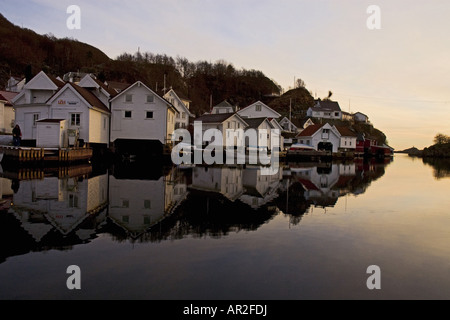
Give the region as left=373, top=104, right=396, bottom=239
left=335, top=126, right=357, bottom=137
left=297, top=124, right=323, bottom=137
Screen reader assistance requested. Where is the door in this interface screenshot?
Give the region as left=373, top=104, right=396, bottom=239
left=24, top=113, right=39, bottom=140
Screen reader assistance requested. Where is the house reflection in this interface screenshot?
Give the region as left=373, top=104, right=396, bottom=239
left=9, top=165, right=108, bottom=242
left=0, top=157, right=393, bottom=257
left=107, top=165, right=188, bottom=239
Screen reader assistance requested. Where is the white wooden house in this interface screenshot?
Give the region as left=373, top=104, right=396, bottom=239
left=307, top=100, right=342, bottom=120
left=46, top=82, right=111, bottom=147
left=211, top=100, right=238, bottom=114
left=335, top=126, right=357, bottom=152
left=243, top=117, right=274, bottom=151
left=296, top=123, right=341, bottom=153
left=279, top=117, right=299, bottom=133
left=109, top=81, right=178, bottom=151
left=193, top=113, right=249, bottom=148
left=78, top=74, right=117, bottom=107
left=12, top=71, right=65, bottom=142
left=237, top=101, right=281, bottom=120
left=163, top=89, right=194, bottom=129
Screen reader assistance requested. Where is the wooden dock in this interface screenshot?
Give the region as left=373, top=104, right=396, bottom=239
left=0, top=146, right=93, bottom=164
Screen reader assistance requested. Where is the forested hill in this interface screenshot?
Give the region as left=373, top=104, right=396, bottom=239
left=0, top=13, right=111, bottom=83
left=0, top=13, right=286, bottom=116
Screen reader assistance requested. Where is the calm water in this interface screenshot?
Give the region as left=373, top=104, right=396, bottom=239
left=0, top=154, right=450, bottom=300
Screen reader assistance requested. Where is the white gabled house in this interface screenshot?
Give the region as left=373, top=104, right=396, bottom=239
left=46, top=82, right=111, bottom=147
left=109, top=81, right=178, bottom=152
left=279, top=117, right=299, bottom=133
left=296, top=123, right=342, bottom=153
left=335, top=126, right=357, bottom=152
left=244, top=118, right=275, bottom=151
left=193, top=113, right=249, bottom=148
left=237, top=101, right=281, bottom=120
left=163, top=89, right=195, bottom=129
left=211, top=100, right=238, bottom=114
left=78, top=74, right=117, bottom=107
left=307, top=100, right=342, bottom=120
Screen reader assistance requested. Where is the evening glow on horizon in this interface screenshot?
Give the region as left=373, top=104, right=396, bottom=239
left=1, top=0, right=449, bottom=150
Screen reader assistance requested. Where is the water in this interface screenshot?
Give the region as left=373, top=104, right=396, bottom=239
left=0, top=154, right=449, bottom=300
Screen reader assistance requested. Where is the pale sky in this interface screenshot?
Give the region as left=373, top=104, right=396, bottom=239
left=1, top=0, right=449, bottom=150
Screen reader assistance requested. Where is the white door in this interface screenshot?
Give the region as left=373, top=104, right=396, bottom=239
left=24, top=113, right=39, bottom=140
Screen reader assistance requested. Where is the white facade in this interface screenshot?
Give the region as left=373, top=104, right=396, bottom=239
left=279, top=117, right=299, bottom=132
left=110, top=81, right=178, bottom=145
left=237, top=101, right=281, bottom=120
left=194, top=114, right=249, bottom=148
left=339, top=135, right=357, bottom=151
left=298, top=123, right=341, bottom=153
left=47, top=84, right=110, bottom=145
left=163, top=89, right=194, bottom=129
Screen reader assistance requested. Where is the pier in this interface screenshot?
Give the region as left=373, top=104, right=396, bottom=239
left=0, top=146, right=93, bottom=164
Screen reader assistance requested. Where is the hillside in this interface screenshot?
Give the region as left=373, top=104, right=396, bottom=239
left=0, top=14, right=280, bottom=116
left=0, top=13, right=111, bottom=84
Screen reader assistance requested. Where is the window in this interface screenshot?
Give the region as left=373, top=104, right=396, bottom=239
left=122, top=199, right=129, bottom=208
left=122, top=216, right=129, bottom=223
left=125, top=111, right=132, bottom=118
left=33, top=114, right=40, bottom=126
left=147, top=95, right=154, bottom=103
left=69, top=194, right=79, bottom=208
left=144, top=216, right=151, bottom=224
left=103, top=118, right=107, bottom=130
left=71, top=114, right=81, bottom=126
left=335, top=112, right=340, bottom=117
left=323, top=129, right=330, bottom=134
left=125, top=94, right=133, bottom=102
left=146, top=111, right=154, bottom=119
left=144, top=200, right=151, bottom=209
left=182, top=112, right=186, bottom=119
left=255, top=104, right=262, bottom=112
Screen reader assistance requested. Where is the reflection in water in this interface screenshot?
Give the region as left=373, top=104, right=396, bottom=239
left=422, top=157, right=450, bottom=180
left=0, top=158, right=392, bottom=262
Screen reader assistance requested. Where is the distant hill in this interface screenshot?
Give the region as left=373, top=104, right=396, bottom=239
left=0, top=13, right=111, bottom=84
left=268, top=87, right=315, bottom=118
left=0, top=14, right=281, bottom=116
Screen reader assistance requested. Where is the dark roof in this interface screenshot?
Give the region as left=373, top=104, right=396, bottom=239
left=312, top=100, right=342, bottom=112
left=297, top=124, right=324, bottom=137
left=68, top=83, right=110, bottom=113
left=105, top=81, right=131, bottom=92
left=194, top=113, right=236, bottom=124
left=0, top=94, right=7, bottom=102
left=93, top=78, right=118, bottom=97
left=244, top=118, right=268, bottom=129
left=47, top=74, right=66, bottom=88
left=0, top=91, right=18, bottom=103
left=335, top=126, right=357, bottom=137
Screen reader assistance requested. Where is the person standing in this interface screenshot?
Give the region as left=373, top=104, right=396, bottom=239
left=12, top=124, right=22, bottom=147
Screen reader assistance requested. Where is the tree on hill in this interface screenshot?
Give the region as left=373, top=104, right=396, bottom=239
left=434, top=133, right=450, bottom=145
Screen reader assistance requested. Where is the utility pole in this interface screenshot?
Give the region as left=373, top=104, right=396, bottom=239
left=289, top=99, right=292, bottom=132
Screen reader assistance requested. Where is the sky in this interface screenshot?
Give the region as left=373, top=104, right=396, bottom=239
left=0, top=0, right=449, bottom=150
